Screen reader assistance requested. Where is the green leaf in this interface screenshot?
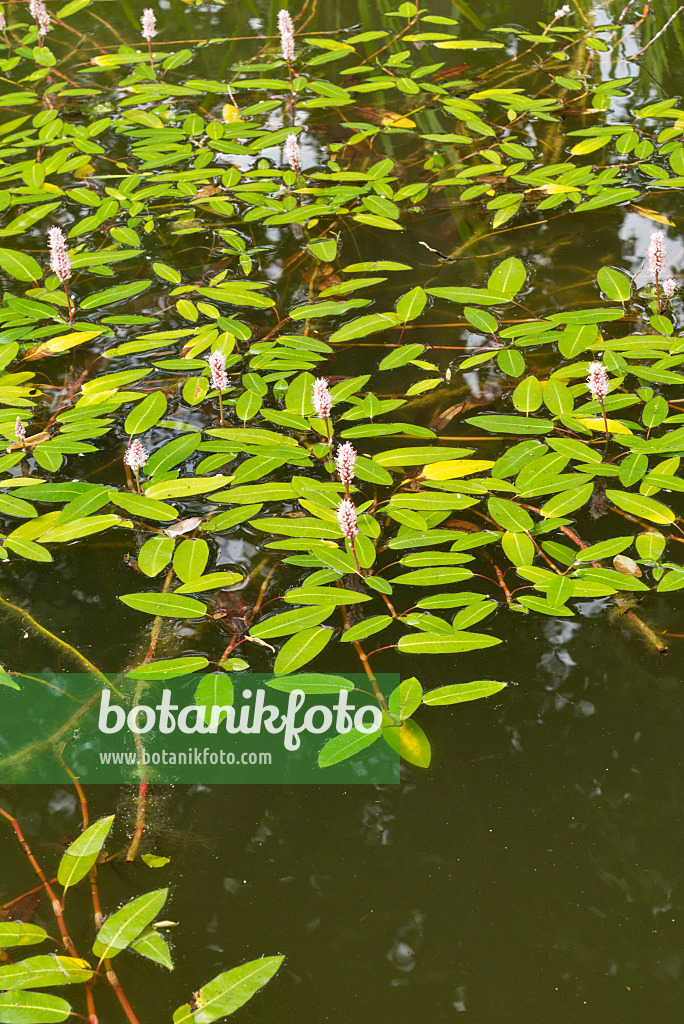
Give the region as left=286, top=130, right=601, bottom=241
left=273, top=627, right=332, bottom=673
left=119, top=593, right=207, bottom=618
left=466, top=414, right=554, bottom=434
left=539, top=483, right=594, bottom=518
left=94, top=889, right=168, bottom=961
left=172, top=957, right=284, bottom=1024
left=597, top=266, right=632, bottom=301
left=249, top=606, right=334, bottom=639
left=501, top=531, right=535, bottom=566
left=124, top=391, right=167, bottom=435
left=145, top=477, right=231, bottom=500
left=606, top=489, right=675, bottom=525
left=282, top=585, right=372, bottom=605
left=487, top=257, right=526, bottom=297
left=5, top=536, right=53, bottom=562
left=0, top=956, right=92, bottom=991
left=173, top=538, right=209, bottom=583
left=308, top=238, right=338, bottom=262
left=488, top=497, right=533, bottom=532
left=392, top=567, right=473, bottom=586
left=127, top=657, right=209, bottom=680
left=265, top=673, right=355, bottom=694
left=397, top=632, right=502, bottom=654
left=512, top=376, right=543, bottom=412
left=175, top=572, right=243, bottom=594
left=388, top=676, right=423, bottom=719
left=58, top=815, right=115, bottom=891
left=0, top=249, right=43, bottom=283
left=328, top=313, right=400, bottom=344
left=396, top=286, right=427, bottom=322
left=340, top=616, right=393, bottom=643
left=318, top=727, right=382, bottom=767
left=575, top=536, right=633, bottom=562
left=195, top=672, right=234, bottom=719
left=635, top=531, right=665, bottom=560
left=129, top=927, right=173, bottom=969
left=0, top=991, right=71, bottom=1023
left=138, top=536, right=175, bottom=577
left=109, top=491, right=178, bottom=522
left=0, top=925, right=48, bottom=949
left=80, top=281, right=152, bottom=310
left=422, top=679, right=507, bottom=705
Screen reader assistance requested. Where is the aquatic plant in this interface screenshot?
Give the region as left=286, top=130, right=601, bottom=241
left=0, top=790, right=282, bottom=1024
left=0, top=0, right=682, bottom=781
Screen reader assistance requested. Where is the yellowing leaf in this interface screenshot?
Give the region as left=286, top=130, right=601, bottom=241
left=381, top=114, right=416, bottom=128
left=631, top=205, right=674, bottom=226
left=576, top=417, right=633, bottom=435
left=222, top=104, right=242, bottom=123
left=422, top=459, right=494, bottom=480
left=25, top=329, right=103, bottom=359
left=533, top=182, right=581, bottom=196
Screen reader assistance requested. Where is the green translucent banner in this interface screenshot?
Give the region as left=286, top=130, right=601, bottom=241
left=0, top=672, right=400, bottom=784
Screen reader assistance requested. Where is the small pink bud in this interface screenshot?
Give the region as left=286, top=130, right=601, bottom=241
left=664, top=277, right=677, bottom=299
left=336, top=499, right=358, bottom=541
left=125, top=438, right=148, bottom=473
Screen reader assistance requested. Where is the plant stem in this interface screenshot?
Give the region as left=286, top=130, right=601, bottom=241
left=0, top=805, right=77, bottom=958
left=126, top=779, right=148, bottom=862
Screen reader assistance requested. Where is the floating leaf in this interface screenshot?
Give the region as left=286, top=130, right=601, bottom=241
left=172, top=957, right=284, bottom=1024
left=58, top=815, right=115, bottom=891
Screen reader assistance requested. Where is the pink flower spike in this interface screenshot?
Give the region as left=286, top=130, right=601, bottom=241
left=29, top=0, right=50, bottom=36
left=554, top=4, right=571, bottom=16
left=125, top=438, right=148, bottom=473
left=648, top=229, right=666, bottom=277
left=141, top=7, right=156, bottom=39
left=47, top=225, right=71, bottom=283
left=14, top=416, right=25, bottom=442
left=335, top=442, right=357, bottom=489
left=278, top=8, right=295, bottom=62
left=208, top=350, right=228, bottom=392
left=312, top=377, right=332, bottom=420
left=664, top=277, right=677, bottom=299
left=336, top=499, right=358, bottom=541
left=284, top=133, right=301, bottom=175
left=587, top=361, right=609, bottom=403
left=0, top=10, right=6, bottom=31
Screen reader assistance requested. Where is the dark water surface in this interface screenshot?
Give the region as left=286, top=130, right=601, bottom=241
left=3, top=0, right=684, bottom=1021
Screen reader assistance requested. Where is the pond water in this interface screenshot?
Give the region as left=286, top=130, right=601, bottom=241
left=2, top=0, right=684, bottom=1020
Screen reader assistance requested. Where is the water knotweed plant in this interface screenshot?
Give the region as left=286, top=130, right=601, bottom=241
left=125, top=437, right=148, bottom=493
left=587, top=360, right=610, bottom=441
left=14, top=416, right=25, bottom=444
left=208, top=349, right=228, bottom=425
left=336, top=441, right=357, bottom=499
left=336, top=498, right=362, bottom=574
left=47, top=225, right=73, bottom=323
left=312, top=377, right=332, bottom=447
left=648, top=229, right=667, bottom=312
left=141, top=7, right=157, bottom=70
